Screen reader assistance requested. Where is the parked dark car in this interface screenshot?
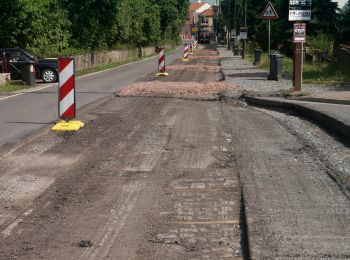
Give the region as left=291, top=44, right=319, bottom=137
left=198, top=36, right=211, bottom=44
left=0, top=48, right=59, bottom=83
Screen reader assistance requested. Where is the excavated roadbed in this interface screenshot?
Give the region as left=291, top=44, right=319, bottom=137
left=0, top=44, right=349, bottom=260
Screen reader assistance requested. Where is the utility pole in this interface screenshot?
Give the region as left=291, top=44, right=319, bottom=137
left=228, top=0, right=231, bottom=50
left=242, top=0, right=247, bottom=59
left=233, top=0, right=236, bottom=53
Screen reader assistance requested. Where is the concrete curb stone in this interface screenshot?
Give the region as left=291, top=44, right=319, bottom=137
left=244, top=96, right=350, bottom=143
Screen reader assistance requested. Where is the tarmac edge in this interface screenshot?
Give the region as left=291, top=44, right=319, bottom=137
left=244, top=96, right=350, bottom=144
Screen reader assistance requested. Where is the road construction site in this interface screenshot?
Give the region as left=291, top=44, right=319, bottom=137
left=0, top=43, right=349, bottom=259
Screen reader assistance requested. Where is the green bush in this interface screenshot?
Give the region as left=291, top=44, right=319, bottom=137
left=307, top=34, right=334, bottom=55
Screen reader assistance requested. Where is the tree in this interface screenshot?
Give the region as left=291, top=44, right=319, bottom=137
left=309, top=0, right=340, bottom=36
left=340, top=1, right=350, bottom=44
left=0, top=0, right=71, bottom=55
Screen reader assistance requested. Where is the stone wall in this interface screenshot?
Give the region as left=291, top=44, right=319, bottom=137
left=140, top=47, right=156, bottom=57
left=334, top=45, right=350, bottom=67
left=0, top=73, right=10, bottom=87
left=71, top=49, right=138, bottom=72
left=71, top=47, right=157, bottom=72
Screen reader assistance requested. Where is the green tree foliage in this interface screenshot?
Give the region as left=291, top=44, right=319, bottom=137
left=0, top=0, right=71, bottom=56
left=309, top=0, right=339, bottom=36
left=219, top=0, right=343, bottom=54
left=0, top=0, right=188, bottom=55
left=340, top=1, right=350, bottom=44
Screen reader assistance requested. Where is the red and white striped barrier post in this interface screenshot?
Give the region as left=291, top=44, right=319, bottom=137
left=183, top=44, right=189, bottom=62
left=194, top=41, right=198, bottom=51
left=52, top=58, right=84, bottom=131
left=189, top=42, right=194, bottom=54
left=59, top=58, right=76, bottom=121
left=156, top=47, right=169, bottom=76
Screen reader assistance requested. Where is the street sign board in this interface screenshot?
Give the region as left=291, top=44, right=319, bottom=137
left=289, top=0, right=312, bottom=21
left=293, top=23, right=306, bottom=42
left=240, top=28, right=248, bottom=40
left=260, top=2, right=278, bottom=20
left=231, top=30, right=236, bottom=39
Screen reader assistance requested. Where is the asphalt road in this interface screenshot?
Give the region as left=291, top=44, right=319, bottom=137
left=0, top=47, right=183, bottom=146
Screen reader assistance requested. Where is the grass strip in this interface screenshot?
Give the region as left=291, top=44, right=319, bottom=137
left=0, top=82, right=34, bottom=93
left=247, top=46, right=350, bottom=85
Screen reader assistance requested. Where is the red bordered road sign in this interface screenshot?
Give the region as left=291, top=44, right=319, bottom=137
left=260, top=2, right=279, bottom=20
left=294, top=23, right=306, bottom=43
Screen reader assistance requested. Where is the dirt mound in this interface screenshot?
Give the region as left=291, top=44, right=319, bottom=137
left=167, top=65, right=220, bottom=73
left=116, top=81, right=238, bottom=97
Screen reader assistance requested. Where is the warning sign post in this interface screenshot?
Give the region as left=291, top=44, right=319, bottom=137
left=52, top=58, right=84, bottom=132
left=260, top=2, right=278, bottom=56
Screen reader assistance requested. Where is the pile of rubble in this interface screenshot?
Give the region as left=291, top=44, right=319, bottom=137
left=116, top=81, right=238, bottom=97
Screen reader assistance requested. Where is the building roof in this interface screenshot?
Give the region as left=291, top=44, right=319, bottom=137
left=190, top=3, right=208, bottom=12
left=201, top=7, right=213, bottom=16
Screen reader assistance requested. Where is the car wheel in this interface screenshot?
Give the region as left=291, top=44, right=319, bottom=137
left=41, top=68, right=57, bottom=83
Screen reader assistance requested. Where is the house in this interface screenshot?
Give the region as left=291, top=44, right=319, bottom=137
left=197, top=6, right=214, bottom=35
left=181, top=1, right=213, bottom=39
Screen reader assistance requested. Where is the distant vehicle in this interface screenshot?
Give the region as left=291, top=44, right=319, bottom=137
left=0, top=48, right=59, bottom=83
left=198, top=35, right=211, bottom=44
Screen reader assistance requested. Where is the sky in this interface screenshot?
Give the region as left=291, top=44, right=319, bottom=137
left=189, top=0, right=348, bottom=8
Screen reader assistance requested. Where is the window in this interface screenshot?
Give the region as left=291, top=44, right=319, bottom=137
left=5, top=50, right=21, bottom=61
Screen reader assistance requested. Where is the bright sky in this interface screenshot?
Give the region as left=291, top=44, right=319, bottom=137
left=335, top=0, right=347, bottom=8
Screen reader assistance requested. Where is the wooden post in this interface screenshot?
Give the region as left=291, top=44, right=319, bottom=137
left=294, top=42, right=303, bottom=91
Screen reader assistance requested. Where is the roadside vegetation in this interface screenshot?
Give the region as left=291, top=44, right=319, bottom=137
left=0, top=82, right=35, bottom=93
left=220, top=0, right=350, bottom=85
left=0, top=0, right=188, bottom=57
left=247, top=47, right=350, bottom=85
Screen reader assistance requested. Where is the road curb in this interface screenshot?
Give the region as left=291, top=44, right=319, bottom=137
left=288, top=97, right=350, bottom=106
left=244, top=95, right=350, bottom=142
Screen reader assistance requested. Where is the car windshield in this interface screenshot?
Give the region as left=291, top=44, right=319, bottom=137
left=22, top=48, right=39, bottom=59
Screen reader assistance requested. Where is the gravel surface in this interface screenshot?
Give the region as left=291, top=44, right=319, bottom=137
left=116, top=81, right=238, bottom=96
left=194, top=50, right=219, bottom=56
left=189, top=56, right=220, bottom=60
left=218, top=46, right=350, bottom=96
left=253, top=106, right=350, bottom=195
left=167, top=65, right=220, bottom=73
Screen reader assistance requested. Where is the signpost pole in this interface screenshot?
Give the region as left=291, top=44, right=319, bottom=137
left=242, top=0, right=247, bottom=59
left=268, top=19, right=271, bottom=56
left=228, top=0, right=231, bottom=50
left=294, top=41, right=302, bottom=91
left=268, top=19, right=271, bottom=72
left=260, top=2, right=278, bottom=63
left=289, top=0, right=311, bottom=92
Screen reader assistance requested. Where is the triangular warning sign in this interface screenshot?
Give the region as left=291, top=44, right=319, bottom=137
left=260, top=2, right=278, bottom=20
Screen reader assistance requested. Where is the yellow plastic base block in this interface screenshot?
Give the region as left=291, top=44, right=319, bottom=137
left=182, top=59, right=189, bottom=62
left=52, top=120, right=85, bottom=132
left=156, top=72, right=169, bottom=77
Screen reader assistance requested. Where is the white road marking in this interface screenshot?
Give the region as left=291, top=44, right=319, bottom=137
left=0, top=84, right=56, bottom=102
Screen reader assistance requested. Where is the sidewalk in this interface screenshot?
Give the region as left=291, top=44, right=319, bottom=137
left=218, top=46, right=350, bottom=141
